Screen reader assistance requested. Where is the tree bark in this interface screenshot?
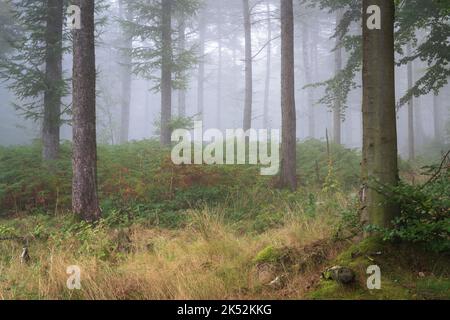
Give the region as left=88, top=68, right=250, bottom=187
left=160, top=0, right=173, bottom=146
left=242, top=0, right=253, bottom=131
left=407, top=44, right=415, bottom=160
left=72, top=0, right=101, bottom=222
left=333, top=10, right=343, bottom=145
left=280, top=0, right=297, bottom=191
left=119, top=0, right=132, bottom=144
left=42, top=0, right=63, bottom=161
left=263, top=2, right=272, bottom=129
left=361, top=0, right=399, bottom=229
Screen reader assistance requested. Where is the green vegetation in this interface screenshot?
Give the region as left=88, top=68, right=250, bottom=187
left=369, top=157, right=450, bottom=253
left=0, top=140, right=448, bottom=299
left=309, top=238, right=450, bottom=300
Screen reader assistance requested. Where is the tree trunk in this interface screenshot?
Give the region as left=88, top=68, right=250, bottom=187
left=178, top=17, right=186, bottom=117
left=433, top=93, right=441, bottom=142
left=72, top=0, right=101, bottom=222
left=119, top=0, right=132, bottom=144
left=417, top=97, right=427, bottom=146
left=407, top=44, right=415, bottom=160
left=242, top=0, right=253, bottom=131
left=333, top=10, right=343, bottom=145
left=302, top=18, right=314, bottom=138
left=197, top=9, right=206, bottom=121
left=144, top=81, right=151, bottom=137
left=361, top=0, right=399, bottom=229
left=280, top=0, right=297, bottom=191
left=160, top=0, right=173, bottom=146
left=42, top=0, right=63, bottom=161
left=216, top=2, right=223, bottom=129
left=263, top=2, right=272, bottom=129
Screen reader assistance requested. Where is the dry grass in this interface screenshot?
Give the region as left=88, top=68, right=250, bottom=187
left=0, top=198, right=346, bottom=300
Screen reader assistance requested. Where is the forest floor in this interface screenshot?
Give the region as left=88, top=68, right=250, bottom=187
left=0, top=140, right=448, bottom=299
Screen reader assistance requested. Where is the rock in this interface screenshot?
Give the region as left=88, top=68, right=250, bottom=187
left=323, top=266, right=355, bottom=284
left=268, top=275, right=287, bottom=289
left=20, top=246, right=30, bottom=264
left=269, top=276, right=281, bottom=288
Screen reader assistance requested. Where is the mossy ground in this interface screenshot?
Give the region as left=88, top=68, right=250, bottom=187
left=308, top=237, right=450, bottom=300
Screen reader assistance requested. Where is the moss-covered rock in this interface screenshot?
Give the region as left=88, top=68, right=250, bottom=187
left=254, top=245, right=283, bottom=264
left=308, top=237, right=450, bottom=300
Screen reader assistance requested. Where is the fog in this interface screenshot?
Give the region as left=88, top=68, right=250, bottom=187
left=0, top=0, right=449, bottom=158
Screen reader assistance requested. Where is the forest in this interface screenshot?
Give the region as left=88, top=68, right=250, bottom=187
left=0, top=0, right=448, bottom=301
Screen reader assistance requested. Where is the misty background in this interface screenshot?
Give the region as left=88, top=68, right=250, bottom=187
left=0, top=0, right=449, bottom=158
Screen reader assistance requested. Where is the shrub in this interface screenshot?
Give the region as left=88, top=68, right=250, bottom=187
left=369, top=155, right=450, bottom=252
left=297, top=139, right=360, bottom=190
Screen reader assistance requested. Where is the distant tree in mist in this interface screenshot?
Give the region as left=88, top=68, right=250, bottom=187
left=123, top=0, right=201, bottom=146
left=242, top=0, right=253, bottom=131
left=0, top=0, right=68, bottom=162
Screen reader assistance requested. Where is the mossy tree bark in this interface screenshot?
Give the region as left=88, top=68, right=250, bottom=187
left=361, top=0, right=399, bottom=228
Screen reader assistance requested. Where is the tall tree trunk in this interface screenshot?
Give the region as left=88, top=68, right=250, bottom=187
left=407, top=44, right=415, bottom=160
left=216, top=2, right=223, bottom=129
left=361, top=0, right=399, bottom=229
left=433, top=93, right=441, bottom=142
left=72, top=0, right=101, bottom=222
left=197, top=9, right=206, bottom=121
left=333, top=10, right=343, bottom=145
left=242, top=0, right=253, bottom=131
left=263, top=2, right=272, bottom=129
left=42, top=0, right=63, bottom=161
left=160, top=0, right=173, bottom=146
left=302, top=18, right=314, bottom=138
left=414, top=95, right=425, bottom=147
left=119, top=0, right=132, bottom=144
left=280, top=0, right=297, bottom=191
left=178, top=17, right=186, bottom=117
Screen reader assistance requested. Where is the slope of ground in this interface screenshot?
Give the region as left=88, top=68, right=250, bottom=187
left=308, top=237, right=450, bottom=300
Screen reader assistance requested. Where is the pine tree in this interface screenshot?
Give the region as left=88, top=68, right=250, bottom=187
left=42, top=0, right=64, bottom=161
left=263, top=1, right=272, bottom=130
left=0, top=0, right=68, bottom=162
left=123, top=0, right=200, bottom=146
left=279, top=0, right=297, bottom=191
left=242, top=0, right=253, bottom=132
left=72, top=0, right=101, bottom=222
left=118, top=0, right=133, bottom=144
